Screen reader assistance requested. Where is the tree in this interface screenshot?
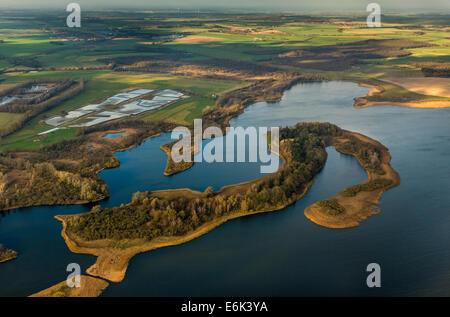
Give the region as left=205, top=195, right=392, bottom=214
left=91, top=205, right=102, bottom=213
left=204, top=186, right=214, bottom=198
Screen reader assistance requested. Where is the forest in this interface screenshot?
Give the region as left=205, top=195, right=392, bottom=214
left=414, top=62, right=450, bottom=78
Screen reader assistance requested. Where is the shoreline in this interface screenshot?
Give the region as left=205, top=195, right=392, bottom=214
left=54, top=130, right=398, bottom=286
left=160, top=142, right=194, bottom=176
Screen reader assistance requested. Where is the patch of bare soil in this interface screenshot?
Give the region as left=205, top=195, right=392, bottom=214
left=355, top=82, right=450, bottom=108
left=175, top=36, right=225, bottom=44
left=383, top=77, right=450, bottom=98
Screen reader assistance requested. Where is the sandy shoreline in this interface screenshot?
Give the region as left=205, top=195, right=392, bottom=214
left=355, top=82, right=450, bottom=109
left=304, top=131, right=400, bottom=229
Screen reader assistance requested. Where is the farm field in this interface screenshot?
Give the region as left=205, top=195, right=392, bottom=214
left=0, top=12, right=448, bottom=152
left=0, top=69, right=245, bottom=151
left=382, top=77, right=450, bottom=97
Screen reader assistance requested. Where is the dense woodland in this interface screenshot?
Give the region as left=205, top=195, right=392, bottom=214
left=98, top=47, right=279, bottom=79
left=318, top=198, right=346, bottom=215
left=412, top=62, right=450, bottom=78
left=333, top=134, right=386, bottom=175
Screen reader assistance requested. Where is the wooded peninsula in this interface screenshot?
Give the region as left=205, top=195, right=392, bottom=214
left=56, top=122, right=399, bottom=283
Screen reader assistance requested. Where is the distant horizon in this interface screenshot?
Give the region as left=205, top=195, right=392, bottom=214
left=0, top=0, right=448, bottom=13
left=0, top=8, right=449, bottom=16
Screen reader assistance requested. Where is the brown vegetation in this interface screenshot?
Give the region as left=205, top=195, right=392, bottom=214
left=160, top=141, right=194, bottom=176
left=0, top=244, right=18, bottom=263
left=354, top=81, right=450, bottom=108
left=109, top=56, right=280, bottom=80
left=30, top=275, right=108, bottom=297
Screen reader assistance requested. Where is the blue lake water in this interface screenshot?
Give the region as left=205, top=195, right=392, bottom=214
left=1, top=81, right=449, bottom=296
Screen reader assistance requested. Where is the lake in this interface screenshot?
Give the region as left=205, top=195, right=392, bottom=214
left=1, top=81, right=449, bottom=296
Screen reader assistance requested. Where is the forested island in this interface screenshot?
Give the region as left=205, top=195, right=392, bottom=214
left=55, top=122, right=398, bottom=283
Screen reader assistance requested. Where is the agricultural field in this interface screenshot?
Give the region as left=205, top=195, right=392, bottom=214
left=0, top=69, right=245, bottom=151
left=0, top=11, right=448, bottom=152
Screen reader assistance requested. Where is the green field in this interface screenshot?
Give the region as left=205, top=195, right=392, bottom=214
left=0, top=11, right=448, bottom=151
left=0, top=70, right=245, bottom=151
left=139, top=96, right=213, bottom=125
left=0, top=112, right=22, bottom=127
